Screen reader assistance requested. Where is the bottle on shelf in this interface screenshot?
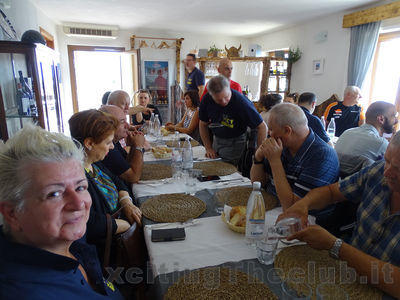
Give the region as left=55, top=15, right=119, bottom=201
left=182, top=136, right=193, bottom=171
left=245, top=181, right=266, bottom=247
left=327, top=118, right=336, bottom=140
left=16, top=82, right=30, bottom=115
left=25, top=77, right=37, bottom=116
left=171, top=131, right=183, bottom=178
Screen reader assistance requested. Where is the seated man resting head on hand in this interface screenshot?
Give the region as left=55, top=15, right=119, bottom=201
left=279, top=130, right=400, bottom=299
left=99, top=105, right=145, bottom=184
left=250, top=103, right=339, bottom=217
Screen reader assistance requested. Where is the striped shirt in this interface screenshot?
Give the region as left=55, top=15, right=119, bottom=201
left=264, top=129, right=339, bottom=200
left=340, top=161, right=400, bottom=266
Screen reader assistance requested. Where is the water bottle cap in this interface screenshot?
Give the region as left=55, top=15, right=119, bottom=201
left=252, top=181, right=261, bottom=190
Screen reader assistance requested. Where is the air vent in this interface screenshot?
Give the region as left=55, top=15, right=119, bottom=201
left=63, top=23, right=118, bottom=39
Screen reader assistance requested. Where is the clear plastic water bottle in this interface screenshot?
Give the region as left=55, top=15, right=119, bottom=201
left=320, top=116, right=326, bottom=130
left=245, top=181, right=266, bottom=247
left=327, top=118, right=336, bottom=140
left=153, top=114, right=161, bottom=139
left=149, top=112, right=155, bottom=136
left=182, top=136, right=193, bottom=171
left=171, top=132, right=182, bottom=177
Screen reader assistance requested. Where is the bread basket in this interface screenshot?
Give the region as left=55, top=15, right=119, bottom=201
left=221, top=212, right=245, bottom=234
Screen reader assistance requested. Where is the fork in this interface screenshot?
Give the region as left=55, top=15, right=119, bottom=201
left=147, top=218, right=198, bottom=229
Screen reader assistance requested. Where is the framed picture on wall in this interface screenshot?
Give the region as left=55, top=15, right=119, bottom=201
left=312, top=58, right=324, bottom=75
left=143, top=60, right=169, bottom=105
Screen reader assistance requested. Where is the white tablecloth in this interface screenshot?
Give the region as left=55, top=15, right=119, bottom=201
left=144, top=216, right=257, bottom=277
left=144, top=207, right=312, bottom=277
left=132, top=172, right=251, bottom=198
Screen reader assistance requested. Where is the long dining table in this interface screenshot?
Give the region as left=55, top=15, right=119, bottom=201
left=131, top=133, right=393, bottom=300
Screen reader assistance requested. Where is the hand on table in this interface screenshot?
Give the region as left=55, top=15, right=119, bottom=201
left=287, top=225, right=336, bottom=251
left=205, top=147, right=218, bottom=159
left=165, top=124, right=175, bottom=131
left=123, top=203, right=143, bottom=226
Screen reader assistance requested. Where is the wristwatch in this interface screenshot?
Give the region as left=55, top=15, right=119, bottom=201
left=252, top=155, right=264, bottom=165
left=329, top=238, right=343, bottom=259
left=134, top=146, right=145, bottom=154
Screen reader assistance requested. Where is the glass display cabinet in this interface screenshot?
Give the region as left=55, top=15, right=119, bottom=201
left=196, top=56, right=291, bottom=98
left=0, top=41, right=63, bottom=141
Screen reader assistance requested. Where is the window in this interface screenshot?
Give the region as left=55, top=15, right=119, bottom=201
left=368, top=31, right=400, bottom=106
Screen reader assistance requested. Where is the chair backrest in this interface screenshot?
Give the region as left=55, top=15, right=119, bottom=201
left=337, top=152, right=375, bottom=178
left=313, top=94, right=340, bottom=118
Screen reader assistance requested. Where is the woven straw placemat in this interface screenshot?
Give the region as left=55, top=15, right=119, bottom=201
left=275, top=245, right=382, bottom=300
left=164, top=267, right=277, bottom=300
left=140, top=193, right=206, bottom=222
left=165, top=139, right=200, bottom=148
left=193, top=161, right=237, bottom=176
left=140, top=164, right=172, bottom=181
left=215, top=186, right=278, bottom=211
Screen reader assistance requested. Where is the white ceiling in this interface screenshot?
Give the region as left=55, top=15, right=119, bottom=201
left=33, top=0, right=381, bottom=37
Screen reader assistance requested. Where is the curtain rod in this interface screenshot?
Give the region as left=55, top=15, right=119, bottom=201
left=133, top=36, right=179, bottom=41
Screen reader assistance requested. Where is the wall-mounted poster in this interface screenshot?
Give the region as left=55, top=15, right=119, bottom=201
left=144, top=61, right=169, bottom=105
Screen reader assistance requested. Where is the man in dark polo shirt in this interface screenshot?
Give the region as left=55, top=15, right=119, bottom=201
left=323, top=86, right=365, bottom=137
left=297, top=92, right=333, bottom=147
left=99, top=105, right=145, bottom=184
left=251, top=103, right=339, bottom=215
left=199, top=75, right=267, bottom=166
left=185, top=53, right=205, bottom=98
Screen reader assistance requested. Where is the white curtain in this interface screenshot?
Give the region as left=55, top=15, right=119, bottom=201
left=347, top=21, right=381, bottom=87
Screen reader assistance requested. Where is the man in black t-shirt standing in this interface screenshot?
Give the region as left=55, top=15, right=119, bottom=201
left=323, top=86, right=365, bottom=137
left=185, top=53, right=205, bottom=98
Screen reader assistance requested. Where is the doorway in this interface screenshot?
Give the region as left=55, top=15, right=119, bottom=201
left=68, top=45, right=138, bottom=112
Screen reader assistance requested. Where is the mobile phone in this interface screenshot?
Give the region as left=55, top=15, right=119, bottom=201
left=197, top=175, right=220, bottom=182
left=151, top=228, right=186, bottom=242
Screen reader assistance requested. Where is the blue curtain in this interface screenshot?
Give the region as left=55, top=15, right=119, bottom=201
left=347, top=21, right=381, bottom=87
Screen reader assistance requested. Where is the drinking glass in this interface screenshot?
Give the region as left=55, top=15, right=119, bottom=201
left=256, top=237, right=278, bottom=265
left=281, top=281, right=312, bottom=300
left=316, top=283, right=348, bottom=300
left=214, top=195, right=225, bottom=214
left=184, top=169, right=201, bottom=195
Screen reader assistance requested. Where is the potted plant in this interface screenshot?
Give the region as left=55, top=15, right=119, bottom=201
left=208, top=44, right=222, bottom=57
left=288, top=47, right=302, bottom=64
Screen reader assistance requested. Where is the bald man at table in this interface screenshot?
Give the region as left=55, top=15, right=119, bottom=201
left=279, top=130, right=400, bottom=299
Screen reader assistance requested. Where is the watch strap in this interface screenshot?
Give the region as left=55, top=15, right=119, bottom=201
left=134, top=146, right=145, bottom=154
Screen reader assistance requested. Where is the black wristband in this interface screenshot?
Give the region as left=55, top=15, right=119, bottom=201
left=253, top=155, right=264, bottom=165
